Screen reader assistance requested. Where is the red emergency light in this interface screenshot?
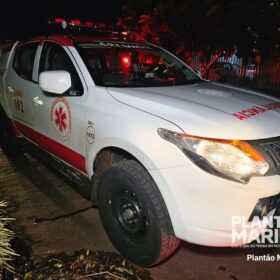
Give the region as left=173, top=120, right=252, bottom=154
left=48, top=18, right=131, bottom=40
left=145, top=57, right=154, bottom=64
left=54, top=18, right=65, bottom=23
left=69, top=20, right=82, bottom=25
left=85, top=21, right=94, bottom=27
left=122, top=56, right=131, bottom=66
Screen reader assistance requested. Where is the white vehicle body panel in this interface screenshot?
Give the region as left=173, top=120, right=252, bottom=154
left=107, top=83, right=280, bottom=140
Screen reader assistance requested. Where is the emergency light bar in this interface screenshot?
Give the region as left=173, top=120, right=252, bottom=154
left=47, top=18, right=130, bottom=39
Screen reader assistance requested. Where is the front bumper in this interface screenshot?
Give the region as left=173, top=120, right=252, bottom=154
left=149, top=163, right=280, bottom=247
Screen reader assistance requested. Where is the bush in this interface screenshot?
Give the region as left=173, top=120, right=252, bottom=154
left=0, top=201, right=17, bottom=273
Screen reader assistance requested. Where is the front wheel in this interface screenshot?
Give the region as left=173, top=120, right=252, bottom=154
left=98, top=160, right=180, bottom=267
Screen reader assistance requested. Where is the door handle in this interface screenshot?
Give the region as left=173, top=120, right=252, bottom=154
left=7, top=86, right=14, bottom=94
left=33, top=96, right=43, bottom=106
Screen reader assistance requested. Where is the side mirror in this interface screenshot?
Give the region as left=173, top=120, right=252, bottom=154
left=39, top=70, right=71, bottom=94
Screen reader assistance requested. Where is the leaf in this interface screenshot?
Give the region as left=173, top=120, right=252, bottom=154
left=128, top=269, right=134, bottom=275
left=115, top=267, right=125, bottom=272
left=24, top=271, right=32, bottom=280
left=122, top=260, right=126, bottom=266
left=110, top=265, right=115, bottom=271
left=139, top=15, right=152, bottom=20
left=137, top=18, right=150, bottom=25
left=99, top=264, right=105, bottom=271
left=54, top=262, right=63, bottom=268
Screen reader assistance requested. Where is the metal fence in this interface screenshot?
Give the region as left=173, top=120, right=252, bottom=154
left=187, top=53, right=280, bottom=95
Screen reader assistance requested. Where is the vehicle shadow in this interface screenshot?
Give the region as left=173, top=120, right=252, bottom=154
left=9, top=152, right=114, bottom=251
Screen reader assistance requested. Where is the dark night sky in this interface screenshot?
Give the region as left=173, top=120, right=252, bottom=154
left=0, top=0, right=127, bottom=40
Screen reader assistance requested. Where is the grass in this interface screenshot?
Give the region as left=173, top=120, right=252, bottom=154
left=0, top=201, right=18, bottom=273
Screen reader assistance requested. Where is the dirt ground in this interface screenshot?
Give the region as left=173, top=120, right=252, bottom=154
left=0, top=149, right=280, bottom=280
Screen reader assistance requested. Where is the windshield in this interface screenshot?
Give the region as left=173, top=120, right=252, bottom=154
left=77, top=42, right=202, bottom=87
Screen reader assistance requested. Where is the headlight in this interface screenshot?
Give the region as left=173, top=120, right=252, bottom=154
left=158, top=128, right=269, bottom=183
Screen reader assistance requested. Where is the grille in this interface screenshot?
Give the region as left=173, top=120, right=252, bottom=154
left=249, top=192, right=280, bottom=221
left=261, top=141, right=280, bottom=169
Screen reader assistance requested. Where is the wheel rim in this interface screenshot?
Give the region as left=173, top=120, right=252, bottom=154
left=111, top=186, right=147, bottom=239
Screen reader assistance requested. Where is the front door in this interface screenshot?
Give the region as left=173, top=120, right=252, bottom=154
left=29, top=41, right=88, bottom=174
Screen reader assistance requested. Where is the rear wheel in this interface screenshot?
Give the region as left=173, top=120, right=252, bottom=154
left=0, top=110, right=23, bottom=157
left=98, top=160, right=180, bottom=267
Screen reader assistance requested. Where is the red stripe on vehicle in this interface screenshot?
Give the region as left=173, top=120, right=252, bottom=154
left=11, top=121, right=22, bottom=137
left=14, top=121, right=86, bottom=174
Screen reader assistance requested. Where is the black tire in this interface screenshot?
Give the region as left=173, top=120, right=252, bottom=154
left=0, top=110, right=23, bottom=157
left=98, top=160, right=180, bottom=267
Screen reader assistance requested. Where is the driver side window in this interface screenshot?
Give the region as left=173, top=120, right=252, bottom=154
left=39, top=42, right=83, bottom=96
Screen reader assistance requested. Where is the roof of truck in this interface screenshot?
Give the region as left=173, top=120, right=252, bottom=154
left=19, top=34, right=145, bottom=48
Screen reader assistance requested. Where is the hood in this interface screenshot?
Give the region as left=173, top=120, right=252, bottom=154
left=107, top=82, right=280, bottom=140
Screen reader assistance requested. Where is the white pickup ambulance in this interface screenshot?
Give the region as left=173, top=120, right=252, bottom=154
left=0, top=20, right=280, bottom=267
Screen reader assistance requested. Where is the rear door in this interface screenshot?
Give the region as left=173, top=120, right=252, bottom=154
left=5, top=41, right=39, bottom=126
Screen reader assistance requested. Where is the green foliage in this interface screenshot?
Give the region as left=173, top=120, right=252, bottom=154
left=0, top=201, right=17, bottom=272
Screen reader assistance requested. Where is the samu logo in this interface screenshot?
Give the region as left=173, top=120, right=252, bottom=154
left=50, top=98, right=72, bottom=141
